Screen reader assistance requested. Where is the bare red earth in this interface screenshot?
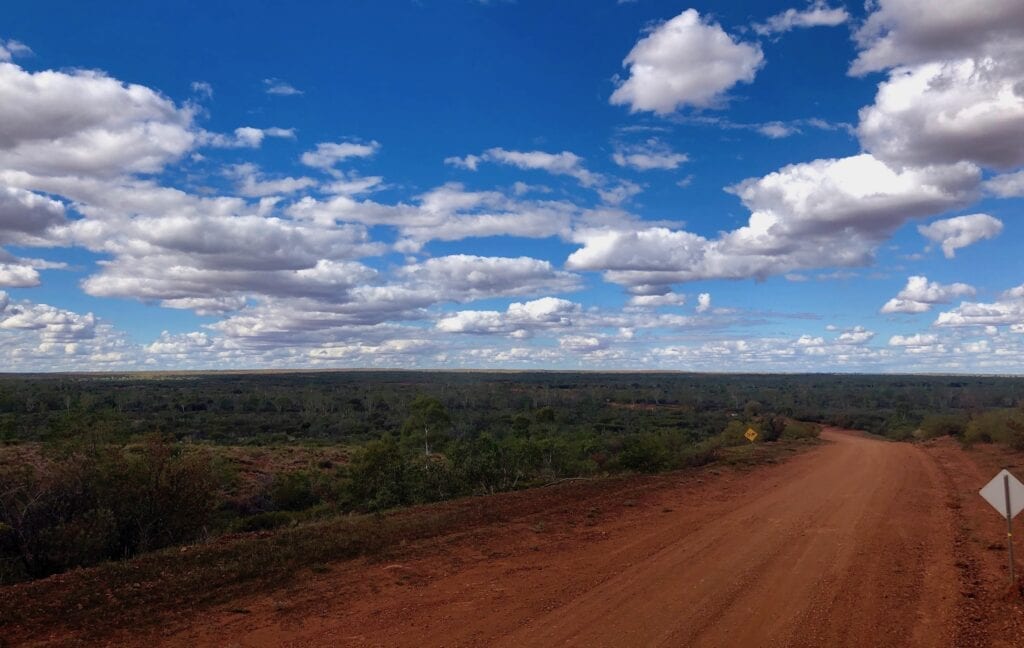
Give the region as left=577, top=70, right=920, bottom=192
left=15, top=428, right=1024, bottom=647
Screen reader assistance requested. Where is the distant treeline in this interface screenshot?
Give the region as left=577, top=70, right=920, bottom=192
left=0, top=371, right=1020, bottom=444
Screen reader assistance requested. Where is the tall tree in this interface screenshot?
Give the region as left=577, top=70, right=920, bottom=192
left=401, top=396, right=451, bottom=455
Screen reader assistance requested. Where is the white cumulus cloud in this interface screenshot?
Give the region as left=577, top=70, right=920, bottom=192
left=610, top=9, right=764, bottom=114
left=437, top=297, right=580, bottom=335
left=917, top=213, right=1003, bottom=258
left=567, top=154, right=978, bottom=290
left=986, top=170, right=1024, bottom=197
left=889, top=333, right=939, bottom=346
left=880, top=275, right=976, bottom=314
left=858, top=59, right=1024, bottom=170
left=0, top=61, right=197, bottom=178
left=851, top=0, right=1024, bottom=75
left=934, top=284, right=1024, bottom=328
left=753, top=2, right=850, bottom=36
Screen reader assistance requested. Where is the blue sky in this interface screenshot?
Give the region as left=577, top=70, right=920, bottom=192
left=0, top=0, right=1022, bottom=372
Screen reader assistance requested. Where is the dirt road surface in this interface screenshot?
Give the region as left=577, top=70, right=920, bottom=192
left=103, top=427, right=1024, bottom=648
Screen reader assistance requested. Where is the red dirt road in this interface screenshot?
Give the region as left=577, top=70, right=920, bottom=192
left=493, top=428, right=954, bottom=648
left=119, top=427, right=1024, bottom=648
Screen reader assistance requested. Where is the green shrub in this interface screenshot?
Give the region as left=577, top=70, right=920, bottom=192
left=719, top=420, right=753, bottom=446
left=0, top=438, right=221, bottom=582
left=760, top=416, right=786, bottom=442
left=883, top=422, right=917, bottom=441
left=345, top=439, right=414, bottom=511
left=964, top=409, right=1009, bottom=445
left=270, top=471, right=319, bottom=512
left=450, top=434, right=542, bottom=493
left=617, top=434, right=671, bottom=473
left=678, top=441, right=719, bottom=467
left=964, top=409, right=1024, bottom=450
left=781, top=420, right=820, bottom=440
left=101, top=438, right=221, bottom=553
left=918, top=414, right=967, bottom=439
left=405, top=454, right=460, bottom=502
left=535, top=406, right=556, bottom=423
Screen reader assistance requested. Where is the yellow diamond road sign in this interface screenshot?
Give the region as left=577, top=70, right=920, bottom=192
left=744, top=428, right=758, bottom=442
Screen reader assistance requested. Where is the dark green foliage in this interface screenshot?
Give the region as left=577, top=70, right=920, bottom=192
left=449, top=434, right=510, bottom=492
left=400, top=395, right=451, bottom=455
left=405, top=454, right=460, bottom=504
left=743, top=400, right=763, bottom=418
left=964, top=408, right=1024, bottom=449
left=720, top=420, right=752, bottom=446
left=918, top=414, right=968, bottom=439
left=617, top=434, right=672, bottom=473
left=1008, top=418, right=1024, bottom=451
left=269, top=471, right=319, bottom=512
left=345, top=439, right=418, bottom=511
left=535, top=406, right=556, bottom=423
left=762, top=416, right=787, bottom=442
left=0, top=438, right=219, bottom=582
left=678, top=442, right=719, bottom=468
left=781, top=420, right=820, bottom=440
left=2, top=371, right=1022, bottom=445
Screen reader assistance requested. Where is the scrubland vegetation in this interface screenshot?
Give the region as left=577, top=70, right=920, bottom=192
left=1, top=371, right=1022, bottom=585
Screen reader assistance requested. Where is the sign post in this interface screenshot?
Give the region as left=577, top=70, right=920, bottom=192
left=744, top=428, right=758, bottom=443
left=1006, top=474, right=1016, bottom=585
left=979, top=469, right=1024, bottom=586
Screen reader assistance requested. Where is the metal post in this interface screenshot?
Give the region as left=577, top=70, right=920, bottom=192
left=1005, top=474, right=1016, bottom=586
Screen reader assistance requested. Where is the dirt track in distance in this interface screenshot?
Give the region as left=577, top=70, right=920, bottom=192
left=104, top=426, right=1024, bottom=648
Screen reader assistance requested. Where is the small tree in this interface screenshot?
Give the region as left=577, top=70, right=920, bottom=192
left=401, top=396, right=451, bottom=456
left=762, top=416, right=786, bottom=442
left=345, top=439, right=410, bottom=511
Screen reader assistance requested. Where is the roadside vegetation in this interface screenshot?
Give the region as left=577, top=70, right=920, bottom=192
left=914, top=408, right=1024, bottom=449
left=1, top=371, right=1022, bottom=586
